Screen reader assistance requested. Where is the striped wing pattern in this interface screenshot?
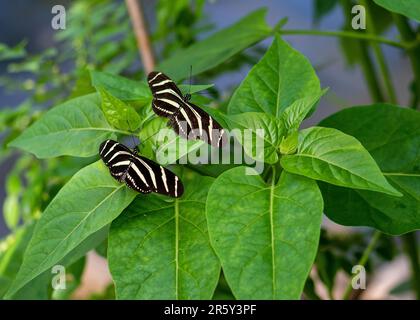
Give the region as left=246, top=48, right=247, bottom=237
left=99, top=139, right=183, bottom=198
left=147, top=71, right=226, bottom=147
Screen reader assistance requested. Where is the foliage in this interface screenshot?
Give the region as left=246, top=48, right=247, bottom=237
left=0, top=0, right=419, bottom=300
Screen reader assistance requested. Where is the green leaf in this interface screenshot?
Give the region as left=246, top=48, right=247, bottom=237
left=373, top=0, right=420, bottom=22
left=51, top=257, right=86, bottom=300
left=319, top=104, right=420, bottom=234
left=0, top=41, right=26, bottom=61
left=281, top=127, right=401, bottom=196
left=0, top=224, right=35, bottom=290
left=139, top=117, right=204, bottom=165
left=108, top=174, right=220, bottom=299
left=280, top=131, right=299, bottom=155
left=8, top=94, right=120, bottom=158
left=178, top=84, right=214, bottom=95
left=5, top=161, right=136, bottom=298
left=91, top=70, right=213, bottom=103
left=3, top=196, right=19, bottom=230
left=206, top=167, right=323, bottom=299
left=228, top=34, right=321, bottom=117
left=99, top=88, right=141, bottom=131
left=69, top=70, right=96, bottom=99
left=319, top=105, right=420, bottom=173
left=226, top=112, right=284, bottom=164
left=281, top=88, right=328, bottom=132
left=359, top=174, right=419, bottom=232
left=158, top=8, right=272, bottom=81
left=321, top=176, right=419, bottom=235
left=0, top=223, right=49, bottom=299
left=90, top=70, right=150, bottom=103
left=0, top=224, right=108, bottom=299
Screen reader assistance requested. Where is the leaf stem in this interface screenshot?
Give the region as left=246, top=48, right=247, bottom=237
left=359, top=0, right=397, bottom=104
left=402, top=232, right=420, bottom=299
left=358, top=42, right=385, bottom=102
left=278, top=29, right=408, bottom=49
left=339, top=0, right=384, bottom=102
left=342, top=230, right=382, bottom=300
left=392, top=13, right=420, bottom=109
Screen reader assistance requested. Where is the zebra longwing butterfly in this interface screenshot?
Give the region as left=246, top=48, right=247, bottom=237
left=147, top=71, right=227, bottom=148
left=99, top=139, right=184, bottom=198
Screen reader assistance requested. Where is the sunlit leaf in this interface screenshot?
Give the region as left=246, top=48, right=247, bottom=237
left=228, top=34, right=321, bottom=117
left=206, top=167, right=323, bottom=299
left=109, top=173, right=220, bottom=299
left=5, top=161, right=136, bottom=297
left=281, top=127, right=401, bottom=196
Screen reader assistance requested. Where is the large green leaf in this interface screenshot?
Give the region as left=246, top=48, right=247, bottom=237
left=108, top=174, right=220, bottom=299
left=0, top=227, right=71, bottom=300
left=5, top=161, right=136, bottom=297
left=91, top=70, right=213, bottom=101
left=206, top=167, right=323, bottom=299
left=0, top=223, right=108, bottom=299
left=321, top=174, right=419, bottom=235
left=319, top=104, right=420, bottom=234
left=0, top=223, right=38, bottom=298
left=90, top=70, right=150, bottom=102
left=228, top=34, right=321, bottom=117
left=359, top=174, right=419, bottom=232
left=226, top=112, right=284, bottom=164
left=281, top=127, right=401, bottom=196
left=51, top=257, right=86, bottom=300
left=8, top=94, right=120, bottom=158
left=158, top=8, right=272, bottom=81
left=99, top=88, right=141, bottom=131
left=320, top=105, right=420, bottom=173
left=373, top=0, right=420, bottom=22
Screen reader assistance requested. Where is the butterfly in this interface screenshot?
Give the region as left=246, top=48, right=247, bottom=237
left=147, top=71, right=227, bottom=148
left=99, top=139, right=184, bottom=198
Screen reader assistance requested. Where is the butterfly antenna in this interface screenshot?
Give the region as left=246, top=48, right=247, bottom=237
left=185, top=65, right=193, bottom=101
left=189, top=65, right=192, bottom=95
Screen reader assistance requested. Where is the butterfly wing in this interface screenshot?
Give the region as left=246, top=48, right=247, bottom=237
left=171, top=101, right=227, bottom=148
left=148, top=71, right=184, bottom=117
left=99, top=139, right=132, bottom=170
left=130, top=155, right=184, bottom=198
left=147, top=71, right=227, bottom=147
left=99, top=140, right=151, bottom=192
left=99, top=139, right=183, bottom=197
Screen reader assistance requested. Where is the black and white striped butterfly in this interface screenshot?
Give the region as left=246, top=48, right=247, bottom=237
left=148, top=71, right=227, bottom=148
left=99, top=139, right=184, bottom=198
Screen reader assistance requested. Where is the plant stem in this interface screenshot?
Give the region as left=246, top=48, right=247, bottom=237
left=360, top=0, right=397, bottom=104
left=339, top=0, right=384, bottom=102
left=279, top=29, right=408, bottom=49
left=402, top=232, right=420, bottom=299
left=342, top=230, right=382, bottom=300
left=125, top=0, right=156, bottom=73
left=392, top=13, right=420, bottom=109
left=358, top=42, right=385, bottom=102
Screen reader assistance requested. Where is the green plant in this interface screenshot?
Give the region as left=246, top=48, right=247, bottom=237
left=0, top=0, right=419, bottom=300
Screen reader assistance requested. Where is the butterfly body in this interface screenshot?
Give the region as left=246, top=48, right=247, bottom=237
left=148, top=71, right=226, bottom=147
left=99, top=139, right=183, bottom=198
